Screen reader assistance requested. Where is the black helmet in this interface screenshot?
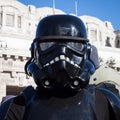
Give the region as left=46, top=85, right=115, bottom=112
left=25, top=15, right=97, bottom=91
left=35, top=14, right=88, bottom=41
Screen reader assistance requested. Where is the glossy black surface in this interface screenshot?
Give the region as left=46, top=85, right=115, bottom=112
left=35, top=15, right=87, bottom=40
left=26, top=15, right=95, bottom=90
left=26, top=87, right=97, bottom=120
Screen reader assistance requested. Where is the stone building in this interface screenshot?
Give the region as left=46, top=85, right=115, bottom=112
left=80, top=15, right=116, bottom=47
left=0, top=0, right=120, bottom=101
left=114, top=30, right=120, bottom=48
left=80, top=15, right=120, bottom=69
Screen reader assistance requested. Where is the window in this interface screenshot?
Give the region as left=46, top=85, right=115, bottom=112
left=6, top=14, right=14, bottom=27
left=105, top=22, right=108, bottom=28
left=105, top=37, right=111, bottom=47
left=99, top=31, right=102, bottom=41
left=18, top=16, right=21, bottom=28
left=0, top=13, right=2, bottom=25
left=90, top=29, right=97, bottom=41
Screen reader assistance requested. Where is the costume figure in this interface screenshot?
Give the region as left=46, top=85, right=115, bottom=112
left=0, top=15, right=120, bottom=120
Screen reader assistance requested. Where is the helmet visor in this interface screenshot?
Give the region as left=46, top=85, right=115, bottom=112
left=35, top=36, right=88, bottom=52
left=39, top=41, right=86, bottom=52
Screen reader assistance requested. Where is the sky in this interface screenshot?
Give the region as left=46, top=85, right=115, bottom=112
left=19, top=0, right=120, bottom=30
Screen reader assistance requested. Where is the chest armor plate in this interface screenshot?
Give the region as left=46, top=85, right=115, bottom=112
left=27, top=89, right=96, bottom=120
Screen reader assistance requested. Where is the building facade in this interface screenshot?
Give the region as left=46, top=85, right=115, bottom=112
left=114, top=30, right=120, bottom=48
left=0, top=0, right=120, bottom=101
left=80, top=15, right=116, bottom=47
left=79, top=15, right=120, bottom=68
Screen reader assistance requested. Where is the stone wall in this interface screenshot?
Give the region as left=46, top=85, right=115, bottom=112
left=0, top=48, right=35, bottom=101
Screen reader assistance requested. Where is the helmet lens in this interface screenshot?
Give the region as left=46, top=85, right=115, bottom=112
left=40, top=42, right=55, bottom=51
left=39, top=41, right=86, bottom=51
left=68, top=42, right=85, bottom=51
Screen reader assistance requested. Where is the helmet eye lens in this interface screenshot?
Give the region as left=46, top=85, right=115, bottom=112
left=39, top=42, right=55, bottom=51
left=39, top=41, right=86, bottom=51
left=68, top=42, right=85, bottom=51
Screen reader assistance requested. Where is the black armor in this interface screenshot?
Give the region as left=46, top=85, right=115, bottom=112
left=0, top=15, right=120, bottom=120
